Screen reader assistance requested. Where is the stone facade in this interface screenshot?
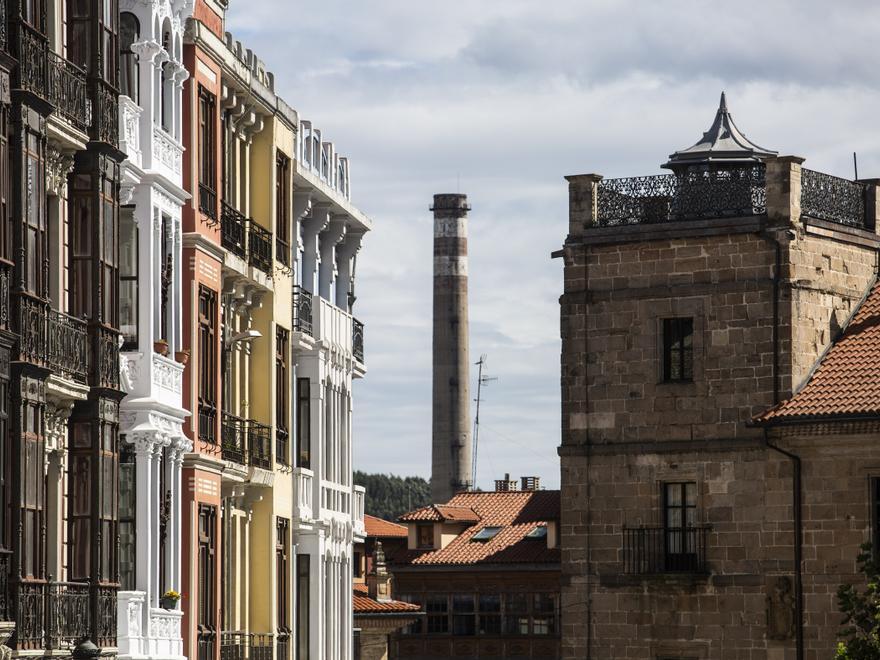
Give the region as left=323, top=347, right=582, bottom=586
left=557, top=152, right=880, bottom=659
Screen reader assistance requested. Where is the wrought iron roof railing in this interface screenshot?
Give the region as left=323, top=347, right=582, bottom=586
left=596, top=166, right=766, bottom=227
left=800, top=168, right=867, bottom=229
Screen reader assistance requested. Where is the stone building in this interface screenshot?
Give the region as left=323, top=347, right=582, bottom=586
left=555, top=93, right=880, bottom=658
left=390, top=483, right=560, bottom=659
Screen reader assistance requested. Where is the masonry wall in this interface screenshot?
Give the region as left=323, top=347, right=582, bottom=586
left=558, top=159, right=880, bottom=659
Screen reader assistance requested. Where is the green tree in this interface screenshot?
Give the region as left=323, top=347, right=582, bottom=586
left=836, top=543, right=880, bottom=659
left=353, top=471, right=432, bottom=521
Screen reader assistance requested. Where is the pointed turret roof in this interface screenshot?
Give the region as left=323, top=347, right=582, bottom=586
left=663, top=92, right=777, bottom=169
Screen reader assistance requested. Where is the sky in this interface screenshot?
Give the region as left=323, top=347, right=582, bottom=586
left=226, top=0, right=880, bottom=490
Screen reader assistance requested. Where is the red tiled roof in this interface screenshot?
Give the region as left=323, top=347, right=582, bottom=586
left=392, top=490, right=560, bottom=567
left=398, top=504, right=481, bottom=523
left=364, top=514, right=408, bottom=538
left=352, top=583, right=422, bottom=614
left=756, top=280, right=880, bottom=423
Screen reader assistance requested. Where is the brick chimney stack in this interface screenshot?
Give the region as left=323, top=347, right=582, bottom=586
left=431, top=193, right=472, bottom=502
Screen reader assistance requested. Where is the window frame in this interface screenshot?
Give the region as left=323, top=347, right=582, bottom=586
left=662, top=317, right=694, bottom=382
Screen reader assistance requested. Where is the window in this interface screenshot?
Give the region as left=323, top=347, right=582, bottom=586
left=871, top=477, right=880, bottom=554
left=198, top=86, right=217, bottom=219
left=159, top=215, right=173, bottom=344
left=478, top=594, right=501, bottom=635
left=197, top=505, right=217, bottom=660
left=24, top=132, right=46, bottom=297
left=276, top=329, right=289, bottom=465
left=352, top=551, right=362, bottom=579
left=0, top=106, right=10, bottom=264
left=296, top=378, right=310, bottom=469
left=119, top=442, right=136, bottom=590
left=120, top=209, right=138, bottom=349
left=100, top=0, right=119, bottom=83
left=504, top=593, right=529, bottom=635
left=161, top=30, right=173, bottom=132
left=198, top=286, right=217, bottom=444
left=426, top=594, right=448, bottom=633
left=417, top=524, right=433, bottom=549
left=472, top=526, right=502, bottom=542
left=526, top=525, right=547, bottom=540
left=296, top=555, right=309, bottom=660
left=120, top=12, right=140, bottom=102
left=532, top=593, right=557, bottom=635
left=663, top=317, right=694, bottom=382
left=22, top=401, right=45, bottom=578
left=664, top=482, right=697, bottom=571
left=276, top=154, right=291, bottom=266
left=24, top=0, right=45, bottom=31
left=158, top=449, right=169, bottom=591
left=276, top=519, right=290, bottom=634
left=452, top=594, right=475, bottom=635
left=0, top=359, right=8, bottom=552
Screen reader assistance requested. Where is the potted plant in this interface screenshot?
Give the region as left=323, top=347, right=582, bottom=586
left=175, top=349, right=190, bottom=365
left=160, top=589, right=181, bottom=610
left=154, top=339, right=169, bottom=357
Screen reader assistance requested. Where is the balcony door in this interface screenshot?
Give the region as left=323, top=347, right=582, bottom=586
left=663, top=481, right=697, bottom=572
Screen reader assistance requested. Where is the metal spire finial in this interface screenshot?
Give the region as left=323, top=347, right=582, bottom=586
left=719, top=91, right=728, bottom=113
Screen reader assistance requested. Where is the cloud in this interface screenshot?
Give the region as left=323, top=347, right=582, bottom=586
left=226, top=0, right=880, bottom=490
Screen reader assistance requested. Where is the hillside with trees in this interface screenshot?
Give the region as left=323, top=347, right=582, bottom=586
left=354, top=471, right=432, bottom=522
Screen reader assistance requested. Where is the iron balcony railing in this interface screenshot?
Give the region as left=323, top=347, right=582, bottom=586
left=16, top=294, right=47, bottom=366
left=12, top=579, right=98, bottom=651
left=276, top=237, right=290, bottom=268
left=0, top=262, right=9, bottom=332
left=0, top=550, right=10, bottom=622
left=276, top=428, right=289, bottom=467
left=221, top=412, right=247, bottom=464
left=200, top=184, right=218, bottom=224
left=293, top=285, right=313, bottom=336
left=352, top=318, right=364, bottom=362
left=221, top=201, right=247, bottom=259
left=248, top=421, right=272, bottom=469
left=596, top=166, right=766, bottom=227
left=47, top=50, right=89, bottom=131
left=199, top=401, right=217, bottom=445
left=47, top=309, right=88, bottom=383
left=801, top=168, right=867, bottom=229
left=622, top=525, right=710, bottom=575
left=276, top=630, right=291, bottom=660
left=248, top=221, right=272, bottom=274
left=250, top=633, right=273, bottom=660
left=16, top=23, right=47, bottom=98
left=93, top=80, right=118, bottom=147
left=220, top=631, right=275, bottom=660
left=93, top=325, right=121, bottom=390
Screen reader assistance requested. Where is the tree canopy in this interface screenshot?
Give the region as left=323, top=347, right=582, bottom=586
left=353, top=471, right=432, bottom=522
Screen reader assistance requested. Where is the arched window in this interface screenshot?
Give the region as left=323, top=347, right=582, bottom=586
left=120, top=12, right=139, bottom=102
left=161, top=29, right=172, bottom=132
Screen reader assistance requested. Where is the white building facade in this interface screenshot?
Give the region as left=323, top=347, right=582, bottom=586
left=115, top=1, right=194, bottom=659
left=292, top=118, right=369, bottom=660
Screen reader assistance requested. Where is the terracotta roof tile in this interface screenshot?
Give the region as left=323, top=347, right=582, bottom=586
left=398, top=504, right=481, bottom=523
left=364, top=514, right=408, bottom=538
left=756, top=280, right=880, bottom=423
left=392, top=490, right=560, bottom=567
left=352, top=583, right=422, bottom=614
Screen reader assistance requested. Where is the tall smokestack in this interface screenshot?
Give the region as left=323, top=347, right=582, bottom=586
left=431, top=193, right=471, bottom=503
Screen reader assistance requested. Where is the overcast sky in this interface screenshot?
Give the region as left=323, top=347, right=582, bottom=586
left=227, top=0, right=880, bottom=490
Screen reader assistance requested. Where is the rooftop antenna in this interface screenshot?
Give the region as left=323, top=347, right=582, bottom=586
left=854, top=152, right=859, bottom=180
left=471, top=354, right=498, bottom=490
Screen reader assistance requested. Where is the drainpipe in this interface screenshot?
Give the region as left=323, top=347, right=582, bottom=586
left=764, top=430, right=803, bottom=660
left=760, top=229, right=804, bottom=660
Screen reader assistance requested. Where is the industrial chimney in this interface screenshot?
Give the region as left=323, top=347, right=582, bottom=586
left=431, top=193, right=472, bottom=502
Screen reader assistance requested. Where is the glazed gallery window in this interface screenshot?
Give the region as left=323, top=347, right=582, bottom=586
left=662, top=317, right=694, bottom=382
left=276, top=153, right=291, bottom=266
left=411, top=592, right=558, bottom=636
left=198, top=87, right=216, bottom=193
left=119, top=442, right=136, bottom=591
left=197, top=505, right=217, bottom=660
left=276, top=518, right=290, bottom=635
left=296, top=378, right=310, bottom=469
left=295, top=555, right=309, bottom=660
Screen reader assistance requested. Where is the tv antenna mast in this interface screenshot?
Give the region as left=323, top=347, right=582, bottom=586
left=471, top=354, right=498, bottom=490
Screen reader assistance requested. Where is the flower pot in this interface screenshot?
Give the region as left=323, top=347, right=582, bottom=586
left=154, top=340, right=169, bottom=357
left=160, top=597, right=179, bottom=610
left=175, top=350, right=190, bottom=365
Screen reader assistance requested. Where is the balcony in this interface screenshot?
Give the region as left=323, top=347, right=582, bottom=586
left=321, top=481, right=351, bottom=516
left=93, top=81, right=118, bottom=147
left=47, top=309, right=88, bottom=383
left=200, top=185, right=218, bottom=224
left=153, top=125, right=183, bottom=179
left=292, top=285, right=313, bottom=337
left=47, top=50, right=89, bottom=131
left=276, top=237, right=290, bottom=268
left=221, top=413, right=272, bottom=469
left=622, top=526, right=710, bottom=575
left=17, top=24, right=47, bottom=98
left=199, top=402, right=218, bottom=445
left=221, top=201, right=246, bottom=259
left=352, top=318, right=364, bottom=362
left=247, top=221, right=272, bottom=274
left=93, top=325, right=121, bottom=390
left=220, top=632, right=274, bottom=660
left=12, top=580, right=113, bottom=651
